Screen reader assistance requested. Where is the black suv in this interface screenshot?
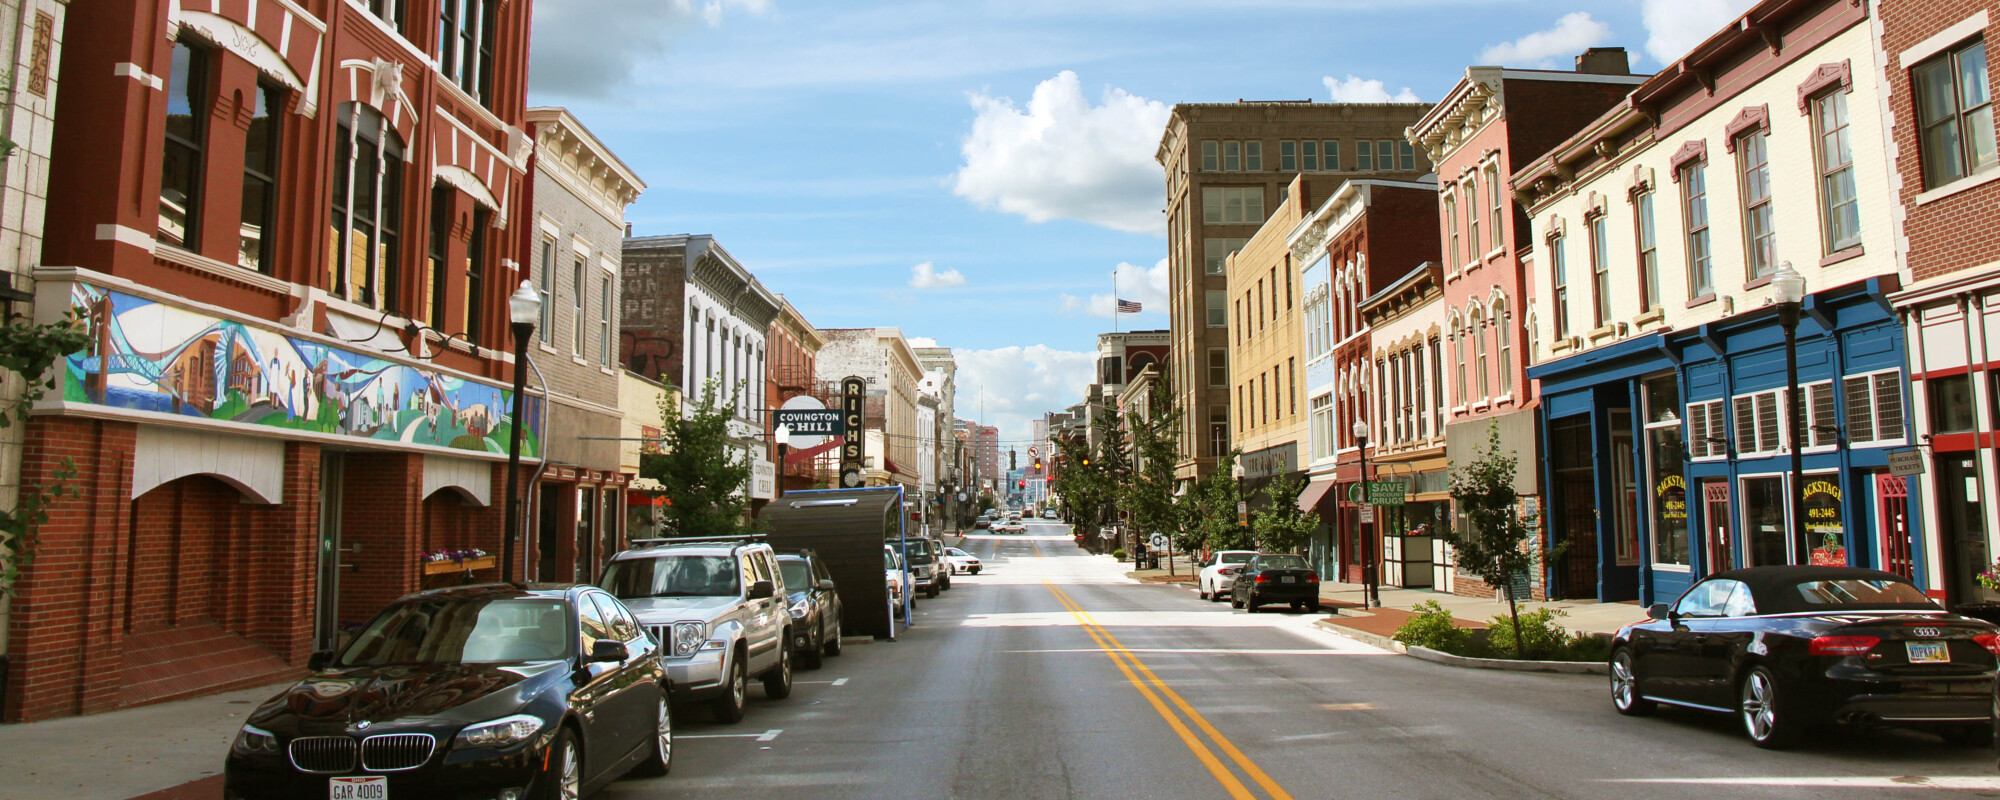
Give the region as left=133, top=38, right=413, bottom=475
left=776, top=552, right=845, bottom=669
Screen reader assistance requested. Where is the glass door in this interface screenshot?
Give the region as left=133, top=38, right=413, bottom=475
left=1741, top=476, right=1791, bottom=566
left=1702, top=480, right=1733, bottom=574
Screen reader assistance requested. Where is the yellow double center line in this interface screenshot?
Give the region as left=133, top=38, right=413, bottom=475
left=1031, top=539, right=1293, bottom=800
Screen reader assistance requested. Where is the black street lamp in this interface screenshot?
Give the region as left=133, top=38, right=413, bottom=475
left=1773, top=262, right=1809, bottom=565
left=501, top=280, right=541, bottom=584
left=1354, top=420, right=1378, bottom=609
left=774, top=424, right=790, bottom=499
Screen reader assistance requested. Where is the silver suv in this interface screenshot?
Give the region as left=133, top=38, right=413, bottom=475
left=602, top=537, right=793, bottom=723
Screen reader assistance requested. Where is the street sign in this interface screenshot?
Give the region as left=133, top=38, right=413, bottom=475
left=1358, top=504, right=1375, bottom=523
left=774, top=399, right=841, bottom=447
left=1150, top=533, right=1168, bottom=550
left=840, top=376, right=865, bottom=473
left=1887, top=448, right=1925, bottom=478
left=1236, top=500, right=1249, bottom=527
left=1366, top=481, right=1406, bottom=505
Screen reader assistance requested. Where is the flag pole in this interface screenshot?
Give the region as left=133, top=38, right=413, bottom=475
left=1112, top=268, right=1119, bottom=335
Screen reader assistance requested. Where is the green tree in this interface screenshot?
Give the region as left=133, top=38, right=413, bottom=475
left=1251, top=473, right=1320, bottom=553
left=1119, top=387, right=1183, bottom=557
left=0, top=311, right=90, bottom=596
left=1181, top=456, right=1251, bottom=553
left=642, top=379, right=756, bottom=539
left=1050, top=431, right=1112, bottom=545
left=1444, top=425, right=1551, bottom=658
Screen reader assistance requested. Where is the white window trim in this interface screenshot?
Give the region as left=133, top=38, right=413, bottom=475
left=1687, top=398, right=1730, bottom=462
left=1799, top=381, right=1839, bottom=455
left=1897, top=11, right=1989, bottom=68
left=1847, top=367, right=1911, bottom=447
left=1731, top=388, right=1789, bottom=458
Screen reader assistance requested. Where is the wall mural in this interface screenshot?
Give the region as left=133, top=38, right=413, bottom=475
left=61, top=283, right=541, bottom=458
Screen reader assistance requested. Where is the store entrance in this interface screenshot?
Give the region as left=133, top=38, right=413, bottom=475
left=1937, top=455, right=1988, bottom=607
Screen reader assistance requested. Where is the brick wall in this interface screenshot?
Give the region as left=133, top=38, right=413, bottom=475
left=1878, top=0, right=2000, bottom=282
left=339, top=453, right=422, bottom=624
left=619, top=242, right=689, bottom=387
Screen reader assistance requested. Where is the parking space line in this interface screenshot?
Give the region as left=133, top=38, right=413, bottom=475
left=831, top=677, right=848, bottom=686
left=756, top=729, right=783, bottom=742
left=678, top=729, right=784, bottom=741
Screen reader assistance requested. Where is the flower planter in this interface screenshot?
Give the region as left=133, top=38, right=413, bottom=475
left=422, top=556, right=496, bottom=576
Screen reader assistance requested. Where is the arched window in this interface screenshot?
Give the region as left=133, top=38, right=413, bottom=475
left=1493, top=299, right=1513, bottom=397
left=1472, top=307, right=1489, bottom=400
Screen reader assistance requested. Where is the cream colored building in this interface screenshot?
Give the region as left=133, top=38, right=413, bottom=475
left=619, top=369, right=679, bottom=539
left=817, top=328, right=923, bottom=490
left=1227, top=174, right=1321, bottom=492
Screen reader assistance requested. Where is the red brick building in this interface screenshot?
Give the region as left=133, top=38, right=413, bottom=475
left=1880, top=0, right=2000, bottom=605
left=1406, top=50, right=1647, bottom=599
left=7, top=0, right=540, bottom=721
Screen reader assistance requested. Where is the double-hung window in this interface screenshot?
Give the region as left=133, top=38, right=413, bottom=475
left=1280, top=140, right=1296, bottom=172
left=1551, top=235, right=1571, bottom=338
left=1223, top=140, right=1241, bottom=172
left=1203, top=237, right=1246, bottom=275
left=439, top=0, right=496, bottom=107
left=1494, top=301, right=1512, bottom=396
left=1842, top=369, right=1908, bottom=445
left=1444, top=191, right=1460, bottom=267
left=571, top=256, right=587, bottom=357
left=1485, top=163, right=1502, bottom=253
left=1687, top=399, right=1729, bottom=459
left=1465, top=177, right=1481, bottom=258
left=1589, top=214, right=1611, bottom=327
left=1201, top=188, right=1263, bottom=224
left=1452, top=326, right=1467, bottom=405
left=1634, top=191, right=1659, bottom=312
left=1812, top=90, right=1862, bottom=252
left=1378, top=140, right=1396, bottom=169
left=465, top=207, right=489, bottom=342
left=1731, top=390, right=1784, bottom=456
left=1472, top=309, right=1489, bottom=400
left=1357, top=140, right=1374, bottom=170
left=536, top=238, right=556, bottom=343
left=1301, top=140, right=1319, bottom=171
left=238, top=83, right=282, bottom=271
left=1738, top=129, right=1776, bottom=279
left=1681, top=162, right=1714, bottom=296
left=1208, top=349, right=1227, bottom=387
left=1914, top=39, right=1996, bottom=189
left=1801, top=381, right=1838, bottom=451
left=332, top=103, right=406, bottom=310
left=1205, top=290, right=1227, bottom=326
left=1325, top=141, right=1341, bottom=171
left=598, top=274, right=613, bottom=366
left=367, top=0, right=407, bottom=33
left=159, top=40, right=210, bottom=249
left=427, top=186, right=450, bottom=326
left=1399, top=141, right=1417, bottom=171
left=1200, top=141, right=1218, bottom=172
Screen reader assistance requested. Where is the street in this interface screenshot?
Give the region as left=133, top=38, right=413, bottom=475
left=579, top=521, right=2000, bottom=800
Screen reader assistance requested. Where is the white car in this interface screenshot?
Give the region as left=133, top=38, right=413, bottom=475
left=1197, top=550, right=1259, bottom=601
left=884, top=545, right=910, bottom=617
left=943, top=547, right=982, bottom=575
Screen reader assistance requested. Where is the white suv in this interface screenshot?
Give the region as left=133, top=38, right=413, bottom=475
left=602, top=538, right=795, bottom=723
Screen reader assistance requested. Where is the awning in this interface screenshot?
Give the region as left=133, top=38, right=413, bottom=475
left=1296, top=477, right=1338, bottom=512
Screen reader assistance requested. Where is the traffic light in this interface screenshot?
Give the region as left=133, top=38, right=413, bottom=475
left=1034, top=459, right=1042, bottom=470
left=1018, top=480, right=1026, bottom=489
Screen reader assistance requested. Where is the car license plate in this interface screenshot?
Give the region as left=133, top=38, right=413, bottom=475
left=1907, top=642, right=1951, bottom=663
left=330, top=776, right=387, bottom=800
left=1282, top=576, right=1296, bottom=584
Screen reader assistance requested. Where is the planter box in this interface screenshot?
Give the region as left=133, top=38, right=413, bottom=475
left=422, top=556, right=495, bottom=576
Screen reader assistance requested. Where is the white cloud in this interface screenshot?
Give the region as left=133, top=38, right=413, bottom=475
left=1059, top=258, right=1170, bottom=319
left=1641, top=0, right=1757, bottom=66
left=1477, top=12, right=1612, bottom=69
left=1323, top=75, right=1421, bottom=104
left=952, top=345, right=1097, bottom=443
left=909, top=261, right=968, bottom=289
left=529, top=0, right=772, bottom=97
left=951, top=71, right=1171, bottom=235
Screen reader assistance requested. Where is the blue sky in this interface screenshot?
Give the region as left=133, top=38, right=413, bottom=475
left=526, top=0, right=1756, bottom=441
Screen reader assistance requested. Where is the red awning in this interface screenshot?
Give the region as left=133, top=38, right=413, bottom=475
left=1296, top=477, right=1337, bottom=512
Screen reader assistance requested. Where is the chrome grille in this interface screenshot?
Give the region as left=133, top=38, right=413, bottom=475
left=649, top=624, right=671, bottom=644
left=361, top=733, right=435, bottom=771
left=288, top=736, right=358, bottom=773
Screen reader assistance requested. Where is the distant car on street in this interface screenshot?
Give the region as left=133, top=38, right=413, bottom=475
left=224, top=584, right=671, bottom=800
left=902, top=537, right=947, bottom=597
left=973, top=518, right=992, bottom=529
left=1228, top=554, right=1321, bottom=613
left=943, top=547, right=982, bottom=575
left=776, top=552, right=844, bottom=670
left=1043, top=510, right=1059, bottom=520
left=600, top=538, right=795, bottom=724
left=884, top=545, right=909, bottom=617
left=1197, top=550, right=1258, bottom=601
left=1610, top=566, right=2000, bottom=749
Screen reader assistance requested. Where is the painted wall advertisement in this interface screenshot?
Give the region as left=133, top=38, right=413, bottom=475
left=61, top=283, right=541, bottom=457
left=1805, top=479, right=1845, bottom=566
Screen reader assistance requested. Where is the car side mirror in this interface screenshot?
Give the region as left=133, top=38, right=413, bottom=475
left=747, top=580, right=776, bottom=600
left=817, top=579, right=836, bottom=591
left=307, top=650, right=335, bottom=671
left=588, top=640, right=629, bottom=664
left=1647, top=603, right=1671, bottom=621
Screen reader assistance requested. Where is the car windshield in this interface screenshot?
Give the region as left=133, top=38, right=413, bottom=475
left=337, top=598, right=570, bottom=667
left=885, top=550, right=899, bottom=570
left=1220, top=553, right=1253, bottom=565
left=947, top=548, right=969, bottom=557
left=602, top=555, right=740, bottom=598
left=1256, top=555, right=1309, bottom=570
left=778, top=560, right=811, bottom=590
left=1793, top=579, right=1935, bottom=607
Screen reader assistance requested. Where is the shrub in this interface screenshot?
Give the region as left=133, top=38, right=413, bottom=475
left=1112, top=549, right=1127, bottom=561
left=1565, top=632, right=1613, bottom=662
left=1393, top=600, right=1471, bottom=653
left=1483, top=607, right=1577, bottom=660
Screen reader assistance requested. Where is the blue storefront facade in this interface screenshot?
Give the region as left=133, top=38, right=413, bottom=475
left=1528, top=279, right=1920, bottom=606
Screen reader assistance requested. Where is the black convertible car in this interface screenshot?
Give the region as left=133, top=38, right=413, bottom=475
left=225, top=584, right=671, bottom=800
left=1609, top=566, right=2000, bottom=749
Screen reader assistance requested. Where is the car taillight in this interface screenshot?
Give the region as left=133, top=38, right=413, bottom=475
left=1975, top=634, right=2000, bottom=656
left=1254, top=574, right=1270, bottom=584
left=1305, top=573, right=1320, bottom=583
left=1809, top=635, right=1880, bottom=656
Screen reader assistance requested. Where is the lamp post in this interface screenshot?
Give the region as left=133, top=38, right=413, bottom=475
left=1354, top=420, right=1378, bottom=608
left=1773, top=261, right=1809, bottom=565
left=1231, top=456, right=1246, bottom=530
left=774, top=424, right=790, bottom=499
left=502, top=280, right=541, bottom=584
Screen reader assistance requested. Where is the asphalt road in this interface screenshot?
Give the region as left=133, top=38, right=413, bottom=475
left=597, top=521, right=2000, bottom=800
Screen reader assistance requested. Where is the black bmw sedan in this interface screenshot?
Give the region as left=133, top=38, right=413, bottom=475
left=225, top=584, right=672, bottom=800
left=1227, top=554, right=1322, bottom=614
left=777, top=552, right=844, bottom=670
left=1609, top=566, right=2000, bottom=749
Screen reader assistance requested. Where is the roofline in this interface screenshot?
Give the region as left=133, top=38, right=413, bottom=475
left=525, top=106, right=647, bottom=194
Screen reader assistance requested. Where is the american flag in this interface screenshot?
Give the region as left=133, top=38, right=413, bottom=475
left=1116, top=298, right=1142, bottom=313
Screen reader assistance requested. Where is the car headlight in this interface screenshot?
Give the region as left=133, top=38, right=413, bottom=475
left=672, top=621, right=705, bottom=658
left=789, top=600, right=810, bottom=618
left=455, top=714, right=544, bottom=749
left=232, top=724, right=279, bottom=755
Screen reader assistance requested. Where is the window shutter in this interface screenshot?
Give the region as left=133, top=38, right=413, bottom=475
left=1843, top=375, right=1874, bottom=443
left=1873, top=372, right=1905, bottom=439
left=1734, top=396, right=1756, bottom=453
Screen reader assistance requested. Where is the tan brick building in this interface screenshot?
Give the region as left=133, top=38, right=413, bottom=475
left=1156, top=102, right=1432, bottom=485
left=1227, top=175, right=1321, bottom=500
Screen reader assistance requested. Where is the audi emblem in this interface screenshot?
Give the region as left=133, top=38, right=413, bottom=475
left=1912, top=627, right=1944, bottom=638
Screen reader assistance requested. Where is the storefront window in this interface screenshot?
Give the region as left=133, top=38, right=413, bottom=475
left=1932, top=373, right=1976, bottom=434
left=1643, top=374, right=1688, bottom=566
left=1803, top=475, right=1844, bottom=565
left=1742, top=476, right=1790, bottom=566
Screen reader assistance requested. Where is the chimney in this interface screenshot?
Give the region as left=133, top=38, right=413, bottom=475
left=1575, top=47, right=1630, bottom=76
left=625, top=223, right=634, bottom=238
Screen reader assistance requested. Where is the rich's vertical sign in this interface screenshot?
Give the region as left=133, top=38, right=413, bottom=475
left=840, top=376, right=865, bottom=486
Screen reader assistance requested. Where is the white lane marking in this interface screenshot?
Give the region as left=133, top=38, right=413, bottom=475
left=679, top=731, right=776, bottom=740
left=1002, top=648, right=1361, bottom=655
left=756, top=729, right=783, bottom=742
left=1605, top=777, right=2000, bottom=790
left=832, top=677, right=848, bottom=686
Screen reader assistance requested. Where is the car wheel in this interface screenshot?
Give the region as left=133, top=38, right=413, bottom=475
left=711, top=656, right=747, bottom=724
left=971, top=567, right=980, bottom=575
left=763, top=640, right=794, bottom=699
left=535, top=726, right=581, bottom=800
left=1245, top=593, right=1261, bottom=613
left=1230, top=593, right=1243, bottom=609
left=1608, top=649, right=1654, bottom=717
left=800, top=625, right=825, bottom=670
left=942, top=575, right=952, bottom=590
left=1739, top=665, right=1799, bottom=749
left=1940, top=722, right=1992, bottom=747
left=630, top=688, right=673, bottom=777
left=824, top=621, right=843, bottom=656
left=925, top=584, right=939, bottom=599
left=1290, top=601, right=1303, bottom=612
left=1306, top=600, right=1322, bottom=614
left=1198, top=588, right=1210, bottom=601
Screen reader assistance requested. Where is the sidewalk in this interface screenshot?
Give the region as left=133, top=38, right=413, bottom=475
left=0, top=680, right=290, bottom=800
left=1316, top=580, right=1645, bottom=638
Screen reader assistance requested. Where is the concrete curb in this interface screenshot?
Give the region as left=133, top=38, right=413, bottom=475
left=1404, top=645, right=1609, bottom=675
left=1311, top=619, right=1406, bottom=653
